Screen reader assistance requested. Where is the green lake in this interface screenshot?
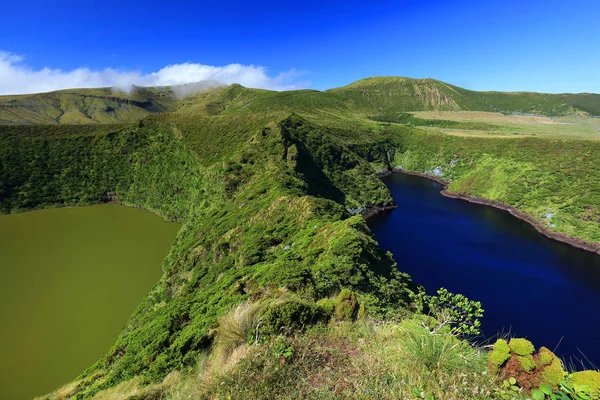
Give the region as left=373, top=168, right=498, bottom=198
left=0, top=204, right=180, bottom=400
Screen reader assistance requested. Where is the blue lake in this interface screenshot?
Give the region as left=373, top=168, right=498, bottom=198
left=368, top=172, right=600, bottom=367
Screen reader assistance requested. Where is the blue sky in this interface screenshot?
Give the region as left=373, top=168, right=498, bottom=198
left=1, top=0, right=598, bottom=94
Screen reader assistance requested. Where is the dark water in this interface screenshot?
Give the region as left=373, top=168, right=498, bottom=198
left=368, top=172, right=600, bottom=366
left=0, top=204, right=180, bottom=400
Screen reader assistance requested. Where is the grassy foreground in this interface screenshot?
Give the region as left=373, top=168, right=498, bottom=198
left=1, top=77, right=600, bottom=398
left=44, top=295, right=600, bottom=400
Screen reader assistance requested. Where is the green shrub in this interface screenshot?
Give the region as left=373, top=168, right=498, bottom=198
left=315, top=298, right=336, bottom=316
left=411, top=287, right=484, bottom=336
left=258, top=300, right=329, bottom=338
left=357, top=302, right=367, bottom=320
left=509, top=338, right=534, bottom=356
left=489, top=339, right=511, bottom=368
left=334, top=289, right=358, bottom=321
left=286, top=144, right=299, bottom=168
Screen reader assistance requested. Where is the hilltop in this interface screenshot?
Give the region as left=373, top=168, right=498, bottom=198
left=1, top=77, right=600, bottom=399
left=329, top=76, right=600, bottom=116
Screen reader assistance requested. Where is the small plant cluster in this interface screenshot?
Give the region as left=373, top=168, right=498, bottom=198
left=321, top=288, right=365, bottom=321
left=271, top=336, right=295, bottom=364
left=532, top=381, right=596, bottom=400
left=410, top=287, right=484, bottom=336
left=489, top=338, right=564, bottom=392
left=257, top=299, right=331, bottom=339
left=258, top=289, right=364, bottom=340
left=489, top=338, right=600, bottom=399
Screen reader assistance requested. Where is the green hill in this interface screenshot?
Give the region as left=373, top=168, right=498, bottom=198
left=329, top=76, right=600, bottom=117
left=1, top=77, right=600, bottom=399
left=3, top=76, right=600, bottom=126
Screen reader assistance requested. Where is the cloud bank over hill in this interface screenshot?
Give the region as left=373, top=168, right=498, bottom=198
left=0, top=52, right=309, bottom=95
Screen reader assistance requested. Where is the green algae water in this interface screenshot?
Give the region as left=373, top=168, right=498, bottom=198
left=0, top=204, right=180, bottom=400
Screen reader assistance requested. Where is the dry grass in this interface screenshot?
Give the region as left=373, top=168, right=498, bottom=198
left=412, top=110, right=600, bottom=140
left=41, top=380, right=81, bottom=400
left=91, top=379, right=144, bottom=400
left=165, top=301, right=264, bottom=399
left=413, top=110, right=559, bottom=124
left=90, top=371, right=183, bottom=400
left=170, top=319, right=501, bottom=399
left=213, top=299, right=263, bottom=360
left=424, top=128, right=535, bottom=139
left=193, top=300, right=263, bottom=391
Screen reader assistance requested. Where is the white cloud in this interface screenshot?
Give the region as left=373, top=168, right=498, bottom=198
left=0, top=52, right=309, bottom=95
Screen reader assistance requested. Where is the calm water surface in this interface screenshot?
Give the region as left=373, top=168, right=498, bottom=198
left=0, top=204, right=180, bottom=400
left=368, top=173, right=600, bottom=366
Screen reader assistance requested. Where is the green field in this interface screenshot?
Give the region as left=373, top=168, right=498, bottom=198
left=1, top=77, right=600, bottom=399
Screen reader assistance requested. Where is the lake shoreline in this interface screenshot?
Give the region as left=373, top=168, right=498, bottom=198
left=388, top=169, right=600, bottom=255
left=3, top=200, right=180, bottom=224
left=362, top=202, right=398, bottom=219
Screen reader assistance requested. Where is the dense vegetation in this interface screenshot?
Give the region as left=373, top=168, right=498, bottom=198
left=386, top=127, right=600, bottom=243
left=1, top=77, right=599, bottom=399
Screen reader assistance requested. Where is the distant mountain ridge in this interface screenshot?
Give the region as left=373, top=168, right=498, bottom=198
left=1, top=76, right=599, bottom=125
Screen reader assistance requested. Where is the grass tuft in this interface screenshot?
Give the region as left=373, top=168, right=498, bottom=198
left=213, top=300, right=263, bottom=362
left=398, top=318, right=486, bottom=375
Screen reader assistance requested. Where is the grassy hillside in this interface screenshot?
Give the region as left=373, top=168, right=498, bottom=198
left=329, top=77, right=600, bottom=117
left=2, top=77, right=600, bottom=399
left=0, top=86, right=179, bottom=125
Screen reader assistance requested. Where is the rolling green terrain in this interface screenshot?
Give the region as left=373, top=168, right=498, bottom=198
left=0, top=84, right=191, bottom=125
left=2, top=77, right=600, bottom=399
left=4, top=76, right=600, bottom=126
